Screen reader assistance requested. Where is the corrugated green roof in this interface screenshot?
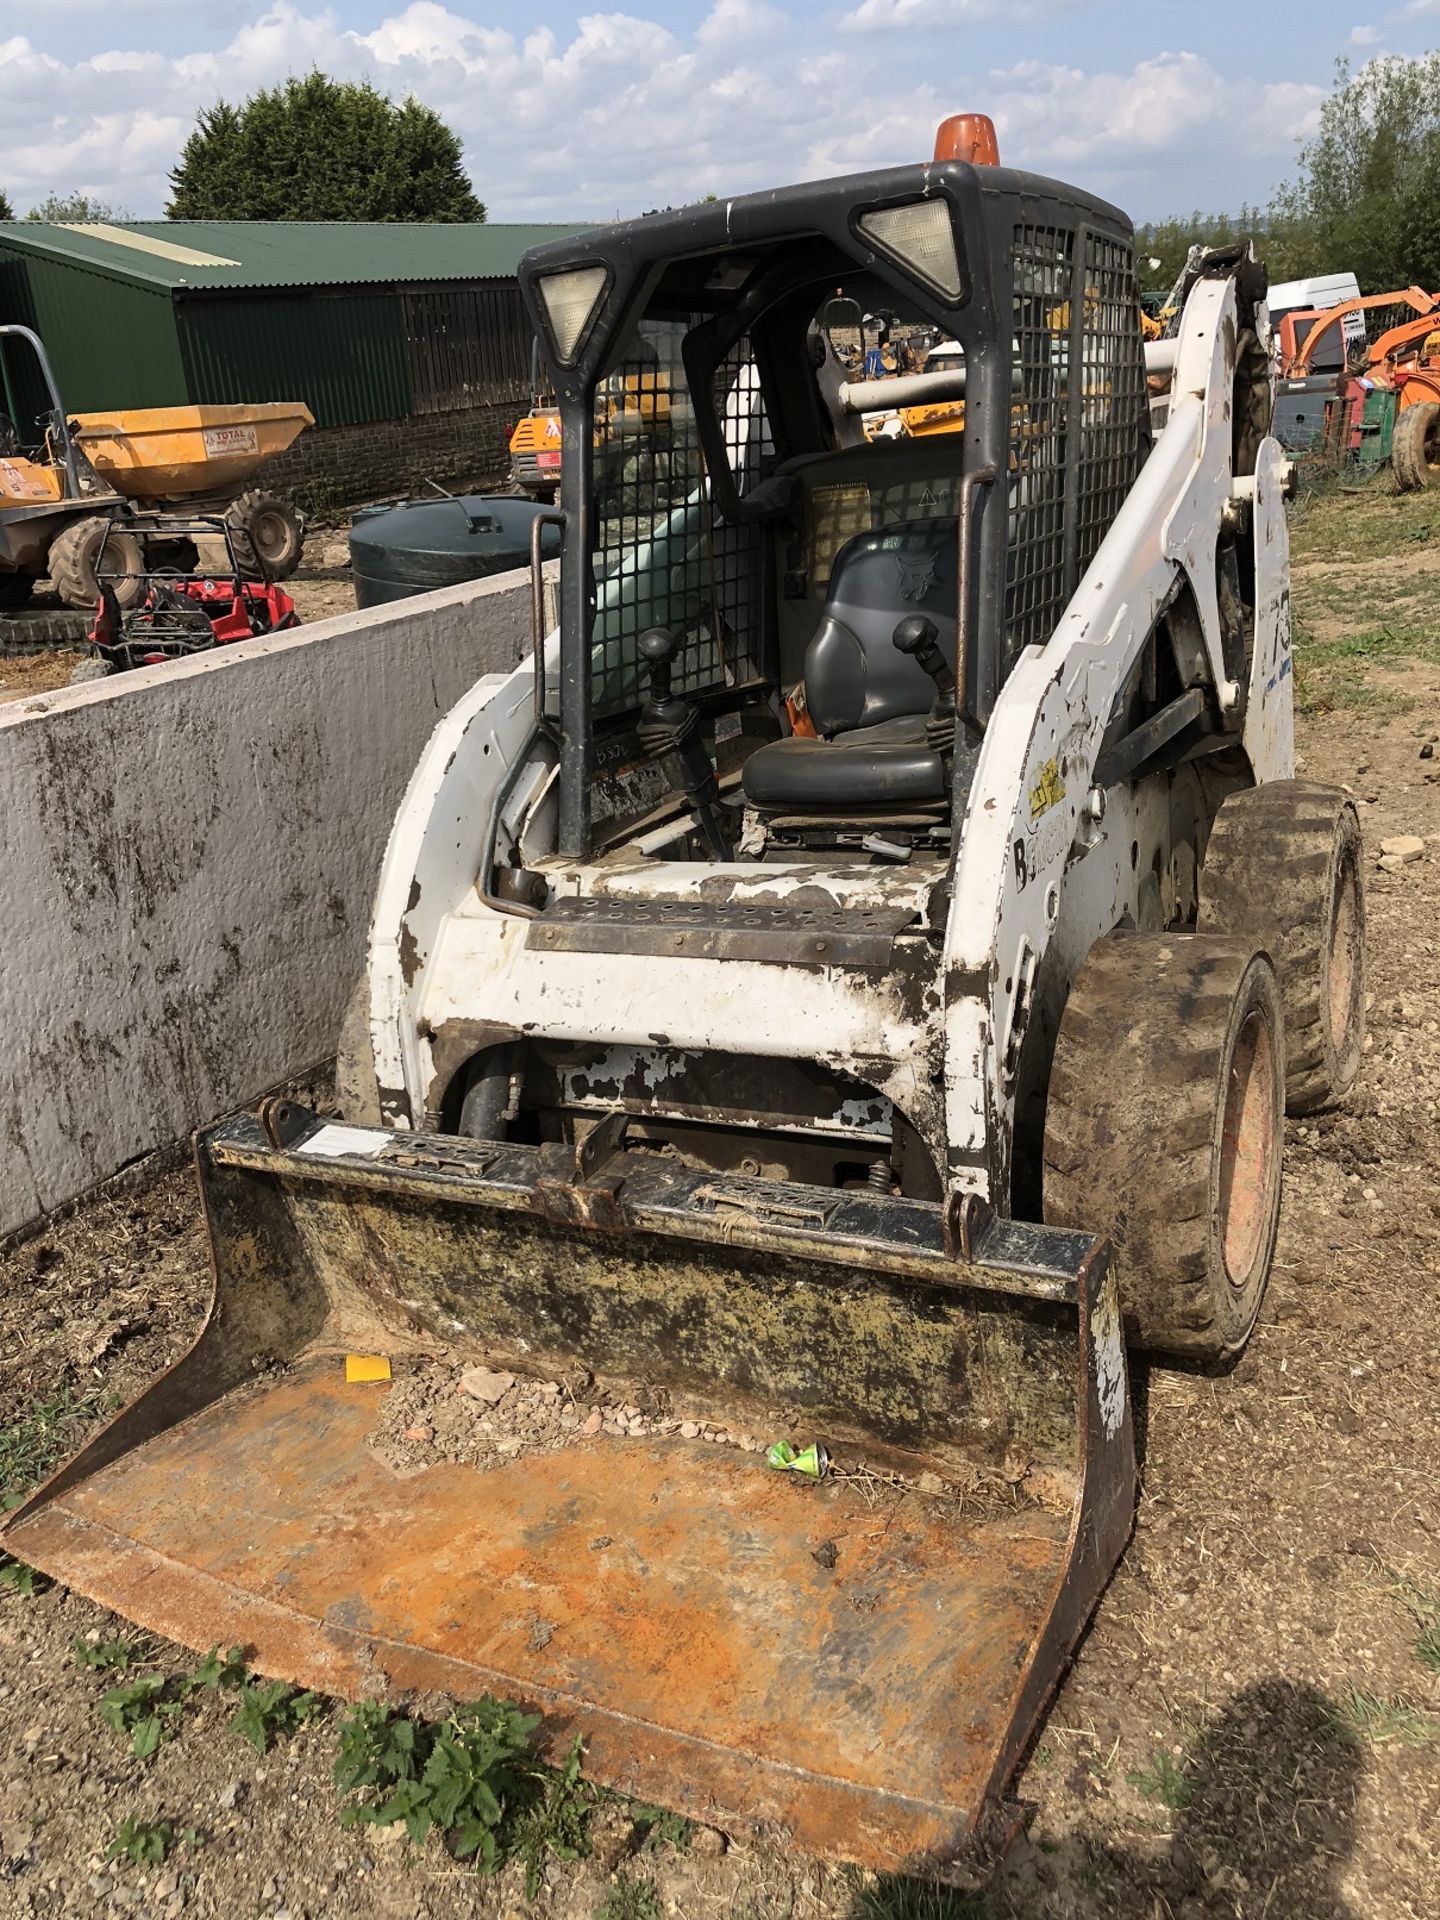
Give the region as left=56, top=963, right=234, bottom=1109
left=0, top=221, right=582, bottom=293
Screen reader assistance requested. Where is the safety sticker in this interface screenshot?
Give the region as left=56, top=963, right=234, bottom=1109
left=293, top=1124, right=391, bottom=1159
left=1028, top=757, right=1066, bottom=824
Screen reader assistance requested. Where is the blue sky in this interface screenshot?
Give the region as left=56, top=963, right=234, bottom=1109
left=5, top=0, right=1438, bottom=224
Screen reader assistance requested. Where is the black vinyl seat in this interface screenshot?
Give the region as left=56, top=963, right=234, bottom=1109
left=742, top=519, right=958, bottom=812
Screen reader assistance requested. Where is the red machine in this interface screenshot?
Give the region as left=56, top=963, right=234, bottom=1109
left=82, top=517, right=299, bottom=674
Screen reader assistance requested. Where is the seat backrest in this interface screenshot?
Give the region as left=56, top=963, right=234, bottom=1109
left=804, top=518, right=957, bottom=735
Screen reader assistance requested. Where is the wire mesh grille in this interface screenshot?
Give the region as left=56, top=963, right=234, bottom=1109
left=1074, top=233, right=1149, bottom=580
left=1007, top=226, right=1074, bottom=654
left=1006, top=225, right=1148, bottom=658
left=590, top=324, right=771, bottom=720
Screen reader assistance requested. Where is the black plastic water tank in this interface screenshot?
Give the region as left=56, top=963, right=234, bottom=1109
left=349, top=493, right=560, bottom=609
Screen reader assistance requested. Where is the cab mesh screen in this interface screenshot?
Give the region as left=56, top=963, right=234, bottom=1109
left=1006, top=224, right=1149, bottom=661
left=590, top=326, right=771, bottom=720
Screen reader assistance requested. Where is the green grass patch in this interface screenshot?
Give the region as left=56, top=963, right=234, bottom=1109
left=1324, top=1684, right=1440, bottom=1747
left=0, top=1385, right=119, bottom=1504
left=847, top=1875, right=996, bottom=1919
left=595, top=1873, right=663, bottom=1920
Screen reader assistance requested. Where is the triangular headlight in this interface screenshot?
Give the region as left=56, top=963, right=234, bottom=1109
left=857, top=199, right=965, bottom=303
left=538, top=265, right=609, bottom=365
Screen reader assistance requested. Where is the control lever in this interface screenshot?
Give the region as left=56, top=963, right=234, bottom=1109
left=637, top=628, right=730, bottom=859
left=892, top=614, right=958, bottom=756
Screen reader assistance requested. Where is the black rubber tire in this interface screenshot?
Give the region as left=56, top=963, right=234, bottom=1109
left=68, top=656, right=114, bottom=685
left=1393, top=401, right=1440, bottom=492
left=48, top=516, right=144, bottom=611
left=226, top=490, right=304, bottom=579
left=1044, top=933, right=1285, bottom=1365
left=0, top=571, right=35, bottom=611
left=1198, top=780, right=1365, bottom=1115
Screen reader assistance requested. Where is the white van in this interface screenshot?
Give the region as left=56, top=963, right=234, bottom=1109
left=1269, top=271, right=1367, bottom=368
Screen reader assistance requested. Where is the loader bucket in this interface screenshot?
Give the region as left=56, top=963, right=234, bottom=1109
left=3, top=1109, right=1134, bottom=1876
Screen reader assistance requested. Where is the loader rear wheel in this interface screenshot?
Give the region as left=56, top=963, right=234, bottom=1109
left=1393, top=402, right=1440, bottom=491
left=227, top=490, right=304, bottom=579
left=1198, top=781, right=1364, bottom=1114
left=48, top=516, right=144, bottom=611
left=1043, top=933, right=1284, bottom=1365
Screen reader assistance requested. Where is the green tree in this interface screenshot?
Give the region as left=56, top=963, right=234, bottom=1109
left=25, top=192, right=130, bottom=223
left=167, top=73, right=485, bottom=222
left=0, top=189, right=12, bottom=221
left=1271, top=54, right=1440, bottom=292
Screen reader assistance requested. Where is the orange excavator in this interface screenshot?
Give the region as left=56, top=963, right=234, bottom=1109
left=1282, top=287, right=1440, bottom=488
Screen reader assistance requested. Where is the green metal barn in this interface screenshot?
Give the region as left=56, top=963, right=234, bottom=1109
left=0, top=220, right=579, bottom=425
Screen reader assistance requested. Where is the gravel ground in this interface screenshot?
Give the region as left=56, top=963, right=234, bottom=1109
left=1, top=479, right=1438, bottom=1920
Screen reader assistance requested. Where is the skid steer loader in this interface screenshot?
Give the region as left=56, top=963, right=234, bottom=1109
left=5, top=120, right=1367, bottom=1877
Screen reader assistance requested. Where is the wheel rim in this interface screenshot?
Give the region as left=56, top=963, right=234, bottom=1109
left=1327, top=844, right=1362, bottom=1058
left=253, top=511, right=288, bottom=562
left=1218, top=1007, right=1278, bottom=1287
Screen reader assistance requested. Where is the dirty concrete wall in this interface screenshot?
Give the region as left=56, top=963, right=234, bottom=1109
left=0, top=571, right=534, bottom=1240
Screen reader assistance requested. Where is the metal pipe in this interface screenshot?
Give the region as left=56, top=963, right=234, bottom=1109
left=0, top=324, right=80, bottom=497
left=839, top=367, right=969, bottom=412
left=1143, top=339, right=1179, bottom=377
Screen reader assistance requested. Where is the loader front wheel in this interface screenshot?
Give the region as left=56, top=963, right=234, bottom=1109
left=1043, top=933, right=1284, bottom=1366
left=1198, top=781, right=1365, bottom=1114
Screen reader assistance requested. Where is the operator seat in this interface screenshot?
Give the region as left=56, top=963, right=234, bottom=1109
left=741, top=519, right=959, bottom=811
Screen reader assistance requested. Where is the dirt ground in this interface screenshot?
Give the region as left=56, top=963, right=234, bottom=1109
left=2, top=476, right=1439, bottom=1920
left=0, top=526, right=358, bottom=708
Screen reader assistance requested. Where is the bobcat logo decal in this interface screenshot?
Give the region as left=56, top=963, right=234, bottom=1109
left=895, top=550, right=938, bottom=601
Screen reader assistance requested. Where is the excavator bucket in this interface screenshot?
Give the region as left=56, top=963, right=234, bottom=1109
left=3, top=1106, right=1134, bottom=1875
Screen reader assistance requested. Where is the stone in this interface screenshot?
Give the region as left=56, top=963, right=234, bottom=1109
left=581, top=1409, right=603, bottom=1435
left=458, top=1366, right=515, bottom=1405
left=679, top=1421, right=701, bottom=1439
left=916, top=1470, right=945, bottom=1495
left=217, top=1780, right=243, bottom=1811
left=402, top=1423, right=433, bottom=1444
left=1378, top=834, right=1424, bottom=863
left=691, top=1826, right=727, bottom=1858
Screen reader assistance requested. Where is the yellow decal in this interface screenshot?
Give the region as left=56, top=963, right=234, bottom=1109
left=344, top=1354, right=392, bottom=1384
left=1028, top=758, right=1066, bottom=824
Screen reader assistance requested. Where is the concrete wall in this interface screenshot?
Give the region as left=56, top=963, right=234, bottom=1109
left=1, top=569, right=535, bottom=1240
left=264, top=402, right=514, bottom=512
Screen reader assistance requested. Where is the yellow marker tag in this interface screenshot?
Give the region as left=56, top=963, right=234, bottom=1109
left=1028, top=757, right=1066, bottom=824
left=345, top=1355, right=392, bottom=1384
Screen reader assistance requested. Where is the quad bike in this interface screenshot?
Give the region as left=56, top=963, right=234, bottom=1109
left=5, top=116, right=1365, bottom=1878
left=69, top=518, right=299, bottom=680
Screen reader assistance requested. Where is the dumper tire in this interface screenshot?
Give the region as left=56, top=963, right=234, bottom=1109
left=49, top=516, right=144, bottom=611
left=1392, top=402, right=1440, bottom=491
left=1198, top=781, right=1364, bottom=1115
left=227, top=491, right=304, bottom=580
left=336, top=974, right=381, bottom=1125
left=1043, top=933, right=1284, bottom=1366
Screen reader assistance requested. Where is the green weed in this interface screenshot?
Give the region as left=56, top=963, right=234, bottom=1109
left=99, top=1677, right=182, bottom=1760
left=104, top=1816, right=173, bottom=1868
left=0, top=1554, right=44, bottom=1597
left=595, top=1874, right=662, bottom=1920
left=335, top=1694, right=589, bottom=1888
left=631, top=1801, right=695, bottom=1852
left=189, top=1644, right=250, bottom=1692
left=74, top=1637, right=144, bottom=1672
left=1125, top=1747, right=1193, bottom=1810
left=230, top=1679, right=324, bottom=1754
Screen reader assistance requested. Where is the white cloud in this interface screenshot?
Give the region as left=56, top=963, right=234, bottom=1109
left=0, top=6, right=1327, bottom=222
left=840, top=0, right=1079, bottom=28
left=1348, top=22, right=1382, bottom=42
